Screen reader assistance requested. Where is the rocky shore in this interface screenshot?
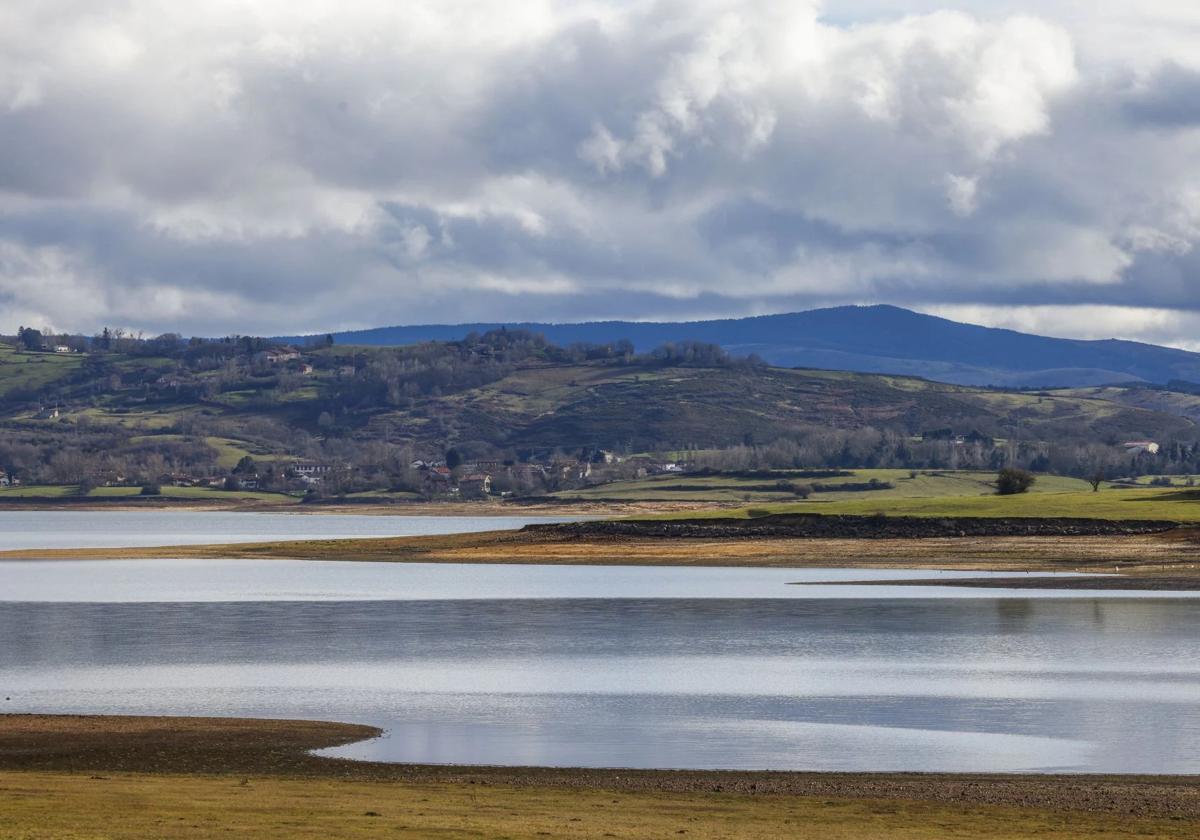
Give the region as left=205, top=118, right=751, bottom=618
left=525, top=513, right=1185, bottom=540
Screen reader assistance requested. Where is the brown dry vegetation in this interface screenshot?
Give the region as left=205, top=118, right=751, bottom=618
left=9, top=527, right=1200, bottom=583
left=2, top=715, right=1198, bottom=839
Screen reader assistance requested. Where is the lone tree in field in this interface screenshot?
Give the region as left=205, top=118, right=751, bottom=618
left=1087, top=470, right=1106, bottom=492
left=996, top=467, right=1036, bottom=495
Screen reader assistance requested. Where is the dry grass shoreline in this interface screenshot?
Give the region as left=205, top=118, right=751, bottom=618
left=6, top=527, right=1200, bottom=585
left=1, top=714, right=1198, bottom=839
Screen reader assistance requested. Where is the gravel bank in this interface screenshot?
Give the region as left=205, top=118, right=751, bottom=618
left=3, top=715, right=1198, bottom=820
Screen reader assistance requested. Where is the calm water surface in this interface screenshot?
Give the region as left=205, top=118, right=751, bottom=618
left=3, top=559, right=1199, bottom=773
left=0, top=510, right=588, bottom=550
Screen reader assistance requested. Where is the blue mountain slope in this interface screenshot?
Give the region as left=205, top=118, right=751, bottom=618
left=279, top=305, right=1200, bottom=388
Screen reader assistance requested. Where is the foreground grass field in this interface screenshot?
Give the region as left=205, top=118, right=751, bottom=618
left=9, top=770, right=1196, bottom=840
left=2, top=716, right=1197, bottom=840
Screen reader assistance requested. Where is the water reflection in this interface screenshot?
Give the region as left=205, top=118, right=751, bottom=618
left=4, top=577, right=1199, bottom=773
left=0, top=510, right=590, bottom=551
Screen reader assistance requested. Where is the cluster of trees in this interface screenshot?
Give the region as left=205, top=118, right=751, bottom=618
left=11, top=325, right=179, bottom=354
left=641, top=341, right=765, bottom=369
left=0, top=425, right=217, bottom=488
left=682, top=430, right=1200, bottom=480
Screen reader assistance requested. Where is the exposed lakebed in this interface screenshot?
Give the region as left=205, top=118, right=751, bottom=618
left=4, top=557, right=1199, bottom=774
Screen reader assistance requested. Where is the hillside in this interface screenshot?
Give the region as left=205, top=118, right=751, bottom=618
left=448, top=364, right=1195, bottom=452
left=3, top=329, right=1200, bottom=501
left=280, top=305, right=1200, bottom=388
left=1050, top=385, right=1200, bottom=424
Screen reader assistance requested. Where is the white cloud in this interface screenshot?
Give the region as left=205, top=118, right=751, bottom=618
left=922, top=304, right=1200, bottom=351
left=0, top=0, right=1196, bottom=344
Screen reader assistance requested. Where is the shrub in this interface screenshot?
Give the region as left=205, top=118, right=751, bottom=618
left=996, top=468, right=1036, bottom=495
left=139, top=483, right=161, bottom=496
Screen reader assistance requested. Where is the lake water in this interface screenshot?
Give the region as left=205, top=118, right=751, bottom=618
left=0, top=510, right=588, bottom=551
left=4, top=559, right=1199, bottom=773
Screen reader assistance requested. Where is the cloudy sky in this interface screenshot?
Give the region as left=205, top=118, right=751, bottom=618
left=3, top=1, right=1200, bottom=346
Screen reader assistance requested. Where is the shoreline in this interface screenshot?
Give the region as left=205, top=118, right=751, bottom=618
left=6, top=527, right=1200, bottom=584
left=3, top=714, right=1198, bottom=821
left=0, top=497, right=727, bottom=517
left=794, top=574, right=1200, bottom=590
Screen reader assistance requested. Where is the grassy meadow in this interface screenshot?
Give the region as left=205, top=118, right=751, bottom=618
left=689, top=488, right=1200, bottom=522
left=0, top=345, right=83, bottom=398
left=556, top=468, right=1200, bottom=523
left=555, top=469, right=1102, bottom=503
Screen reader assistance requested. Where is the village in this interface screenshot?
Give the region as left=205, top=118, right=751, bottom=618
left=0, top=447, right=690, bottom=501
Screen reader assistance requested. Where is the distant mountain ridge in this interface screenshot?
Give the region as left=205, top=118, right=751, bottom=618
left=279, top=305, right=1200, bottom=388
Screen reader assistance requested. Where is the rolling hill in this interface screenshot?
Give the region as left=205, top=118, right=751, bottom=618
left=440, top=363, right=1195, bottom=452
left=282, top=305, right=1200, bottom=388
left=2, top=335, right=1197, bottom=486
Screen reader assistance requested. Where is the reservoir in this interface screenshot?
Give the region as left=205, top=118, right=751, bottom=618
left=3, top=558, right=1199, bottom=774
left=0, top=510, right=587, bottom=550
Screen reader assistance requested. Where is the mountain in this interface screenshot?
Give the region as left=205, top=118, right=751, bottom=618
left=281, top=305, right=1200, bottom=388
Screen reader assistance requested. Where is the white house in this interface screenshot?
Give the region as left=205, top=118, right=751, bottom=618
left=1123, top=441, right=1160, bottom=455
left=293, top=462, right=337, bottom=476
left=264, top=348, right=301, bottom=364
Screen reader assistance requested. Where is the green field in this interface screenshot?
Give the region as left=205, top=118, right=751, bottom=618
left=0, top=484, right=75, bottom=498
left=645, top=486, right=1200, bottom=523
left=67, top=405, right=194, bottom=430
left=0, top=346, right=83, bottom=397
left=124, top=434, right=293, bottom=469
left=570, top=468, right=1200, bottom=523
left=558, top=469, right=1101, bottom=504
left=341, top=489, right=424, bottom=502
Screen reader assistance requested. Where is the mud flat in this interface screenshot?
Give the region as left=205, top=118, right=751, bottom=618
left=2, top=714, right=1199, bottom=839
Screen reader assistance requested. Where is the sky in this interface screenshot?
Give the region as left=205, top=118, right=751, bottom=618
left=2, top=1, right=1200, bottom=348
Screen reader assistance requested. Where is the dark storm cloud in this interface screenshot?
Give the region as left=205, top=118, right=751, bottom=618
left=1123, top=63, right=1200, bottom=127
